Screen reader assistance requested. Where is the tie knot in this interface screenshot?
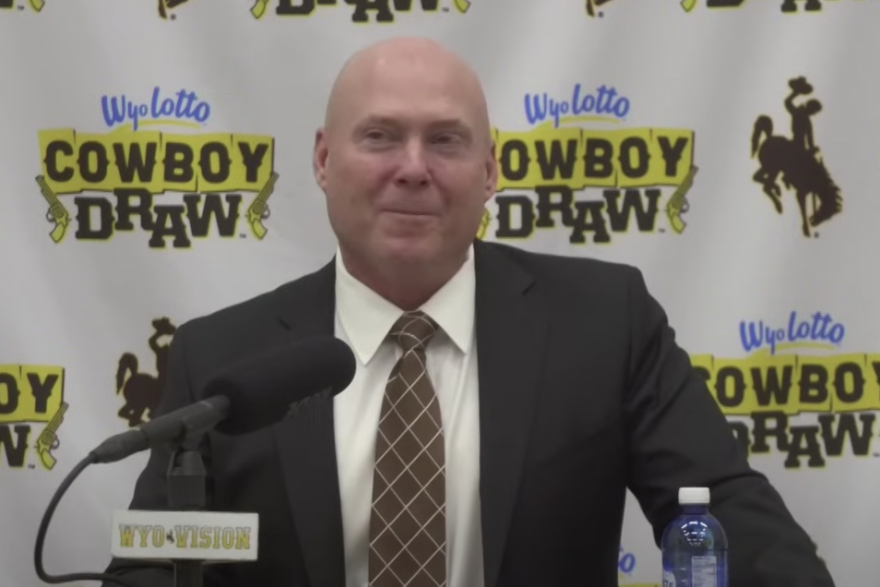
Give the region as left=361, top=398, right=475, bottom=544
left=389, top=310, right=438, bottom=353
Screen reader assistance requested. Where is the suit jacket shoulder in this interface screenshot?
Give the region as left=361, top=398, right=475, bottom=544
left=481, top=241, right=645, bottom=302
left=172, top=259, right=336, bottom=398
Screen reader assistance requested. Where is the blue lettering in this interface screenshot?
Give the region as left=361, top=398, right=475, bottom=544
left=99, top=87, right=212, bottom=131
left=100, top=94, right=127, bottom=128
left=127, top=101, right=141, bottom=130
left=740, top=311, right=846, bottom=355
left=522, top=83, right=630, bottom=128
left=829, top=323, right=845, bottom=343
left=738, top=320, right=765, bottom=352
left=523, top=93, right=547, bottom=125
left=549, top=100, right=562, bottom=128
left=618, top=551, right=635, bottom=574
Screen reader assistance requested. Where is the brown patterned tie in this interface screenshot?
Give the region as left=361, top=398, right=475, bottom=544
left=368, top=311, right=447, bottom=587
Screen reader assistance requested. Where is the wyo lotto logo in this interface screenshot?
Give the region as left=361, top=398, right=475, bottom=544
left=0, top=0, right=45, bottom=12
left=0, top=363, right=67, bottom=471
left=681, top=0, right=865, bottom=13
left=690, top=311, right=880, bottom=469
left=751, top=77, right=842, bottom=238
left=35, top=86, right=279, bottom=249
left=480, top=83, right=697, bottom=245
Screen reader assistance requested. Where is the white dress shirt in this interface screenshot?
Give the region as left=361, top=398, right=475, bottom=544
left=333, top=244, right=484, bottom=587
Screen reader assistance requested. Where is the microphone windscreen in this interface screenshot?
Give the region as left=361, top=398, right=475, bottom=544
left=202, top=335, right=356, bottom=435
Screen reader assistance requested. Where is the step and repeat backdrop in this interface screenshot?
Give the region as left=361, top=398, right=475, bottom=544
left=1, top=0, right=878, bottom=585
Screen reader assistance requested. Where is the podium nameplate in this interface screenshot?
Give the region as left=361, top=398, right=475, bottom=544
left=111, top=510, right=259, bottom=563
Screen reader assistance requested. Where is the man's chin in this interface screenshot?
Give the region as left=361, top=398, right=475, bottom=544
left=377, top=238, right=439, bottom=266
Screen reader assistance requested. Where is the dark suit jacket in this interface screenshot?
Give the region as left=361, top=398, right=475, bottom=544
left=102, top=240, right=835, bottom=587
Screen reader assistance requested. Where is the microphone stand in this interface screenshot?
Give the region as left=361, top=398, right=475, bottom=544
left=166, top=436, right=208, bottom=587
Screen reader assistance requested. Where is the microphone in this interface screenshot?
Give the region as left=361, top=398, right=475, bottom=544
left=90, top=335, right=356, bottom=464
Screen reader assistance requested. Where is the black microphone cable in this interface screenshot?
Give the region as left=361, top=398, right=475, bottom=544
left=34, top=451, right=145, bottom=587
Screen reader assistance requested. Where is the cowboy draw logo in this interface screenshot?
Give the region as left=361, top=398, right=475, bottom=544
left=692, top=311, right=880, bottom=469
left=681, top=0, right=866, bottom=12
left=116, top=318, right=176, bottom=427
left=250, top=0, right=471, bottom=20
left=156, top=0, right=471, bottom=21
left=0, top=363, right=67, bottom=470
left=0, top=0, right=45, bottom=11
left=35, top=87, right=279, bottom=248
left=751, top=77, right=841, bottom=237
left=479, top=83, right=698, bottom=244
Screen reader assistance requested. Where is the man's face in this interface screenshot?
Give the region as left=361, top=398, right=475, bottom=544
left=314, top=52, right=497, bottom=271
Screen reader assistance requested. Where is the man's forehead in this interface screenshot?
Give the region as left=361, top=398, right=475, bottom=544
left=324, top=39, right=489, bottom=135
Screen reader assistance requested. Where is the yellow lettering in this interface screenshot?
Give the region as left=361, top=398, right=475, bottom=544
left=137, top=525, right=152, bottom=548
left=189, top=526, right=199, bottom=548
left=235, top=528, right=250, bottom=550
left=691, top=353, right=880, bottom=415
left=0, top=364, right=65, bottom=424
left=118, top=525, right=134, bottom=548
left=492, top=127, right=694, bottom=191
left=175, top=525, right=188, bottom=548
left=222, top=527, right=234, bottom=550
left=37, top=130, right=274, bottom=196
left=199, top=527, right=211, bottom=549
left=152, top=526, right=165, bottom=548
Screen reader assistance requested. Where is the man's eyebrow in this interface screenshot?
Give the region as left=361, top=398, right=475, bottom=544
left=354, top=116, right=472, bottom=131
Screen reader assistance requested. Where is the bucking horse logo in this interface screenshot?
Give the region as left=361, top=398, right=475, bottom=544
left=116, top=317, right=177, bottom=427
left=751, top=76, right=842, bottom=237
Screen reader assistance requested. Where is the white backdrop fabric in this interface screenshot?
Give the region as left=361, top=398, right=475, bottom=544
left=1, top=0, right=876, bottom=585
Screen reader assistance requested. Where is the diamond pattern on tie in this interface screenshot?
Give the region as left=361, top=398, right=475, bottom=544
left=368, top=311, right=446, bottom=587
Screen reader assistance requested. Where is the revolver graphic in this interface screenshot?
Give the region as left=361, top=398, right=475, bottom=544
left=665, top=166, right=698, bottom=235
left=36, top=175, right=70, bottom=243
left=251, top=0, right=269, bottom=18
left=35, top=402, right=68, bottom=471
left=246, top=171, right=279, bottom=240
left=476, top=209, right=490, bottom=240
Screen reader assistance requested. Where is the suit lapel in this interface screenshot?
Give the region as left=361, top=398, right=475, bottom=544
left=474, top=242, right=549, bottom=587
left=269, top=259, right=346, bottom=587
left=262, top=243, right=548, bottom=587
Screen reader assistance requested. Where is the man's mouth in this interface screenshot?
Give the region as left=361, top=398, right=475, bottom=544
left=384, top=209, right=435, bottom=217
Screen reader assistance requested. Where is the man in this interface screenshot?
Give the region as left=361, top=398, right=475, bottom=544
left=103, top=37, right=835, bottom=587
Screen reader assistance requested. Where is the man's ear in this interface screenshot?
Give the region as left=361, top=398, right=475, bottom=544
left=314, top=128, right=329, bottom=189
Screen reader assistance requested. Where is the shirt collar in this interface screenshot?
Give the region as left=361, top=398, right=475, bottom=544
left=335, top=245, right=476, bottom=366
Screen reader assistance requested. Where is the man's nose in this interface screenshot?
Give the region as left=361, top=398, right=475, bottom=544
left=394, top=141, right=430, bottom=187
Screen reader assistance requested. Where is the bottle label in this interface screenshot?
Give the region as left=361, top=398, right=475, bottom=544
left=690, top=555, right=717, bottom=587
left=662, top=569, right=676, bottom=587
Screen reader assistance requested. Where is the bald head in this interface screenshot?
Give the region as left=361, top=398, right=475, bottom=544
left=311, top=36, right=500, bottom=310
left=322, top=37, right=491, bottom=145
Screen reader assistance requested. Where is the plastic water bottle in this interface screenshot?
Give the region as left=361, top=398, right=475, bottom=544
left=661, top=487, right=728, bottom=587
